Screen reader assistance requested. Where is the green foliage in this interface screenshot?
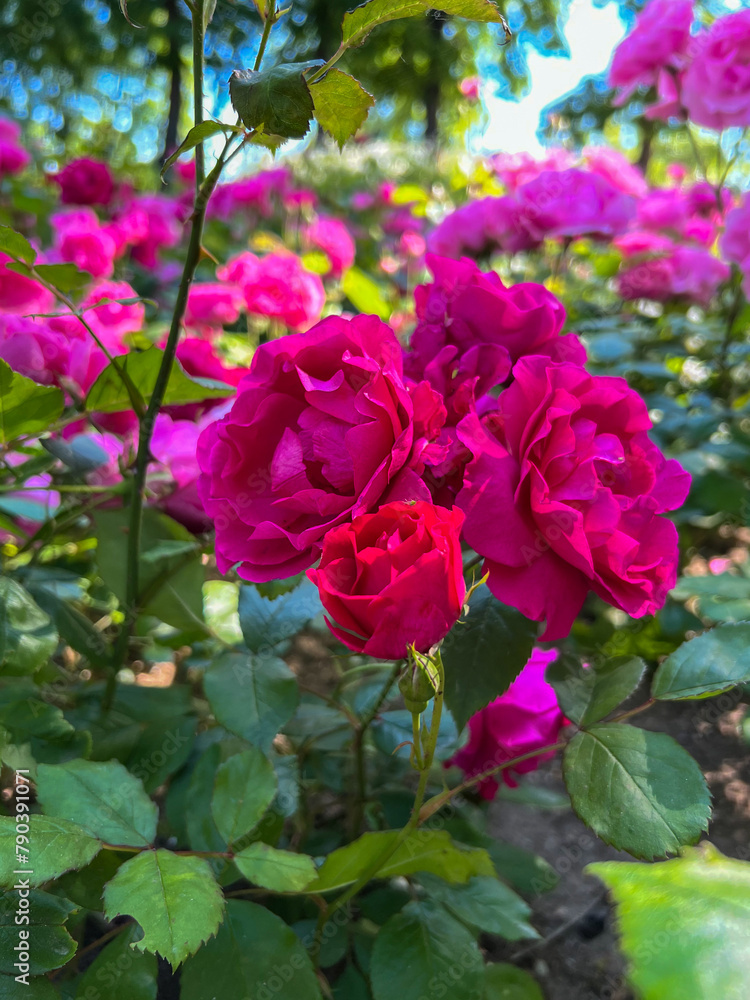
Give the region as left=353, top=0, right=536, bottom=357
left=547, top=655, right=645, bottom=725
left=0, top=579, right=58, bottom=676
left=442, top=588, right=537, bottom=731
left=310, top=70, right=375, bottom=148
left=0, top=361, right=64, bottom=446
left=36, top=760, right=158, bottom=847
left=371, top=899, right=484, bottom=1000
left=85, top=347, right=233, bottom=414
left=74, top=923, right=158, bottom=1000
left=9, top=262, right=90, bottom=295
left=417, top=874, right=539, bottom=940
left=342, top=267, right=392, bottom=319
left=564, top=724, right=711, bottom=860
left=0, top=890, right=77, bottom=974
left=103, top=850, right=225, bottom=969
left=652, top=622, right=750, bottom=700
left=0, top=816, right=101, bottom=888
left=233, top=843, right=317, bottom=891
left=181, top=900, right=321, bottom=999
left=210, top=746, right=278, bottom=844
left=162, top=121, right=242, bottom=178
left=0, top=226, right=36, bottom=264
left=590, top=844, right=750, bottom=1000
left=484, top=964, right=544, bottom=999
left=229, top=63, right=322, bottom=140
left=341, top=0, right=502, bottom=48
left=237, top=579, right=321, bottom=652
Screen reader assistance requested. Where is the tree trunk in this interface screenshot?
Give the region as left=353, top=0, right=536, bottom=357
left=424, top=11, right=443, bottom=143
left=161, top=0, right=183, bottom=169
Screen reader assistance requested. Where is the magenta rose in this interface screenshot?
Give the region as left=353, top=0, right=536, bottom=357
left=184, top=283, right=244, bottom=335
left=517, top=169, right=636, bottom=241
left=682, top=10, right=750, bottom=131
left=608, top=0, right=692, bottom=96
left=303, top=216, right=356, bottom=277
left=220, top=251, right=325, bottom=331
left=582, top=147, right=648, bottom=199
left=308, top=501, right=465, bottom=659
left=53, top=158, right=115, bottom=206
left=445, top=647, right=566, bottom=798
left=720, top=194, right=750, bottom=295
left=197, top=314, right=437, bottom=582
left=457, top=357, right=691, bottom=640
left=427, top=197, right=539, bottom=259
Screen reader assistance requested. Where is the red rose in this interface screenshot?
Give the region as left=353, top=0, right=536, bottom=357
left=308, top=501, right=465, bottom=660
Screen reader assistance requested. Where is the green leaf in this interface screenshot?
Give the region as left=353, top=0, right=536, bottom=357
left=417, top=874, right=539, bottom=941
left=333, top=965, right=371, bottom=1000
left=53, top=850, right=124, bottom=911
left=0, top=974, right=61, bottom=998
left=341, top=0, right=502, bottom=48
left=563, top=724, right=711, bottom=860
left=74, top=923, right=157, bottom=1000
left=103, top=850, right=225, bottom=969
left=0, top=578, right=58, bottom=675
left=237, top=579, right=321, bottom=653
left=486, top=841, right=559, bottom=897
left=547, top=655, right=645, bottom=726
left=0, top=360, right=64, bottom=446
left=0, top=890, right=76, bottom=974
left=589, top=844, right=750, bottom=1000
left=307, top=829, right=495, bottom=893
left=8, top=262, right=90, bottom=294
left=442, top=588, right=537, bottom=731
left=185, top=745, right=228, bottom=856
left=204, top=651, right=299, bottom=753
left=181, top=899, right=321, bottom=1000
left=36, top=759, right=158, bottom=847
left=161, top=121, right=241, bottom=178
left=233, top=843, right=316, bottom=892
left=0, top=694, right=74, bottom=745
left=0, top=225, right=36, bottom=264
left=484, top=963, right=544, bottom=999
left=211, top=747, right=277, bottom=845
left=0, top=815, right=101, bottom=888
left=310, top=70, right=374, bottom=149
left=85, top=346, right=233, bottom=413
left=229, top=63, right=322, bottom=140
left=371, top=900, right=484, bottom=1000
left=652, top=622, right=750, bottom=700
left=25, top=585, right=109, bottom=669
left=341, top=267, right=391, bottom=320
left=125, top=715, right=197, bottom=794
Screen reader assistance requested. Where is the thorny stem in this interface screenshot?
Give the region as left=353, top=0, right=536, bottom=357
left=350, top=659, right=402, bottom=835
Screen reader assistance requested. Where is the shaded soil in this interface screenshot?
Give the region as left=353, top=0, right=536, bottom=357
left=485, top=693, right=750, bottom=1000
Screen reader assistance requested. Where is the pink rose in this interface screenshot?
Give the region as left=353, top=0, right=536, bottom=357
left=53, top=158, right=115, bottom=206
left=456, top=357, right=691, bottom=639
left=608, top=0, right=693, bottom=97
left=617, top=242, right=729, bottom=305
left=0, top=255, right=54, bottom=315
left=184, top=283, right=244, bottom=335
left=682, top=10, right=750, bottom=130
left=492, top=150, right=577, bottom=192
left=303, top=217, right=356, bottom=277
left=128, top=196, right=182, bottom=268
left=0, top=315, right=110, bottom=397
left=582, top=147, right=648, bottom=199
left=459, top=76, right=481, bottom=100
left=0, top=140, right=30, bottom=177
left=427, top=196, right=539, bottom=259
left=75, top=281, right=145, bottom=351
left=721, top=194, right=750, bottom=295
left=308, top=501, right=465, bottom=659
left=56, top=222, right=116, bottom=280
left=445, top=647, right=566, bottom=798
left=197, top=314, right=435, bottom=582
left=209, top=168, right=291, bottom=219
left=234, top=252, right=325, bottom=331
left=517, top=169, right=636, bottom=241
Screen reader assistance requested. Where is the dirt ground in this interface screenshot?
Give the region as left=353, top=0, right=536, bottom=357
left=485, top=691, right=750, bottom=1000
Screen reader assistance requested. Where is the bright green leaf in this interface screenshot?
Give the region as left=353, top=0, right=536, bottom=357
left=371, top=900, right=484, bottom=1000
left=652, top=622, right=750, bottom=700
left=211, top=747, right=277, bottom=845
left=233, top=843, right=317, bottom=892
left=0, top=815, right=101, bottom=888
left=563, top=724, right=710, bottom=860
left=442, top=588, right=537, bottom=731
left=103, top=850, right=224, bottom=969
left=590, top=844, right=750, bottom=1000
left=0, top=225, right=36, bottom=264
left=36, top=759, right=158, bottom=847
left=341, top=267, right=391, bottom=320
left=0, top=360, right=64, bottom=446
left=0, top=890, right=76, bottom=974
left=181, top=899, right=321, bottom=1000
left=341, top=0, right=502, bottom=49
left=310, top=69, right=374, bottom=148
left=204, top=651, right=299, bottom=753
left=161, top=121, right=241, bottom=178
left=74, top=923, right=157, bottom=1000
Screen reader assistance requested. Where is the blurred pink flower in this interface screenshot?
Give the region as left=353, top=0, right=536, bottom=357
left=184, top=283, right=244, bottom=335
left=682, top=10, right=750, bottom=130
left=303, top=216, right=355, bottom=277
left=608, top=0, right=693, bottom=99
left=53, top=158, right=115, bottom=206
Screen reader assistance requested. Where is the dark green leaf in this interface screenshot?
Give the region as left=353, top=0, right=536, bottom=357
left=442, top=588, right=537, bottom=731
left=238, top=579, right=321, bottom=652
left=229, top=62, right=322, bottom=140
left=652, top=622, right=750, bottom=700
left=307, top=829, right=495, bottom=893
left=0, top=974, right=61, bottom=998
left=0, top=578, right=58, bottom=675
left=233, top=843, right=316, bottom=891
left=333, top=965, right=371, bottom=1000
left=484, top=963, right=544, bottom=999
left=181, top=900, right=321, bottom=1000
left=125, top=715, right=197, bottom=794
left=0, top=360, right=64, bottom=446
left=53, top=850, right=124, bottom=911
left=36, top=759, right=158, bottom=847
left=211, top=747, right=277, bottom=845
left=486, top=841, right=559, bottom=897
left=185, top=745, right=228, bottom=856
left=103, top=850, right=225, bottom=969
left=161, top=121, right=241, bottom=178
left=563, top=724, right=710, bottom=859
left=0, top=815, right=101, bottom=888
left=0, top=694, right=74, bottom=744
left=74, top=923, right=157, bottom=1000
left=0, top=225, right=36, bottom=264
left=204, top=650, right=299, bottom=753
left=371, top=900, right=484, bottom=1000
left=589, top=844, right=750, bottom=1000
left=26, top=585, right=109, bottom=668
left=418, top=874, right=539, bottom=940
left=547, top=655, right=645, bottom=726
left=310, top=70, right=374, bottom=149
left=0, top=890, right=76, bottom=974
left=85, top=346, right=233, bottom=414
